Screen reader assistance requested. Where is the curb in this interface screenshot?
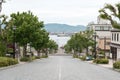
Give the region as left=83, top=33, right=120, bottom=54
left=0, top=58, right=43, bottom=71
left=78, top=59, right=120, bottom=73
left=0, top=62, right=27, bottom=71
left=87, top=61, right=120, bottom=73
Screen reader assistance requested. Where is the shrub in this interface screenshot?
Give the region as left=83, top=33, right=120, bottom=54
left=31, top=56, right=36, bottom=60
left=41, top=55, right=48, bottom=58
left=0, top=57, right=18, bottom=67
left=73, top=54, right=78, bottom=58
left=7, top=58, right=18, bottom=65
left=35, top=56, right=41, bottom=59
left=93, top=58, right=109, bottom=64
left=113, top=61, right=120, bottom=69
left=79, top=56, right=86, bottom=61
left=20, top=57, right=31, bottom=62
left=20, top=56, right=36, bottom=62
left=99, top=51, right=105, bottom=55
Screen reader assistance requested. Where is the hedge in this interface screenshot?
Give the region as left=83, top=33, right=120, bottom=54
left=73, top=54, right=78, bottom=58
left=0, top=57, right=18, bottom=67
left=113, top=61, right=120, bottom=69
left=20, top=56, right=36, bottom=62
left=93, top=58, right=109, bottom=64
left=79, top=56, right=86, bottom=61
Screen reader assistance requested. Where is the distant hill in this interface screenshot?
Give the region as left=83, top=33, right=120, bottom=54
left=44, top=23, right=86, bottom=33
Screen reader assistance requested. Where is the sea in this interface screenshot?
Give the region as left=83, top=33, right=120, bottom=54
left=49, top=35, right=70, bottom=47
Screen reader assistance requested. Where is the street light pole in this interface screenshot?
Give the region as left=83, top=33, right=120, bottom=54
left=0, top=0, right=4, bottom=13
left=94, top=32, right=97, bottom=59
left=13, top=26, right=16, bottom=58
left=104, top=37, right=106, bottom=56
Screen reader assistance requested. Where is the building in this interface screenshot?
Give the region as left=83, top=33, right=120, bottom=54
left=110, top=29, right=120, bottom=60
left=87, top=17, right=112, bottom=55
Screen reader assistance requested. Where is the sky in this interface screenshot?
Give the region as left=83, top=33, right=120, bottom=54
left=1, top=0, right=120, bottom=26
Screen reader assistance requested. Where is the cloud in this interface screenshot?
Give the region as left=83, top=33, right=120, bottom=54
left=1, top=0, right=120, bottom=25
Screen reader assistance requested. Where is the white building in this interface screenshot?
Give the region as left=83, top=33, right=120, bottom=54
left=87, top=17, right=112, bottom=53
left=110, top=29, right=120, bottom=60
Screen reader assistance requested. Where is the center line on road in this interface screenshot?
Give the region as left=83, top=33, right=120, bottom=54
left=58, top=58, right=62, bottom=80
left=59, top=65, right=61, bottom=80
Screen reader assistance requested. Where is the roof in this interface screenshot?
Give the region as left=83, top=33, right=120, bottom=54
left=111, top=28, right=120, bottom=32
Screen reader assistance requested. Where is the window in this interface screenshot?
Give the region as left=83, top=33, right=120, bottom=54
left=104, top=26, right=109, bottom=30
left=95, top=26, right=111, bottom=31
left=112, top=33, right=113, bottom=41
left=114, top=33, right=116, bottom=41
left=117, top=33, right=119, bottom=41
left=108, top=26, right=112, bottom=30
left=95, top=26, right=100, bottom=30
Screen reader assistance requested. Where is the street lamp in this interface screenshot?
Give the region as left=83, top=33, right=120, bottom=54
left=93, top=32, right=97, bottom=59
left=104, top=37, right=106, bottom=57
left=13, top=26, right=16, bottom=58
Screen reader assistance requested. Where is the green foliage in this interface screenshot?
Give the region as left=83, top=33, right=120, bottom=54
left=0, top=41, right=6, bottom=56
left=41, top=55, right=48, bottom=58
left=93, top=58, right=109, bottom=64
left=0, top=57, right=18, bottom=67
left=64, top=44, right=72, bottom=53
left=9, top=11, right=45, bottom=56
left=65, top=30, right=94, bottom=55
left=0, top=15, right=9, bottom=57
left=113, top=61, right=120, bottom=69
left=79, top=56, right=86, bottom=61
left=47, top=40, right=58, bottom=54
left=99, top=3, right=120, bottom=29
left=35, top=56, right=41, bottom=59
left=20, top=56, right=36, bottom=62
left=31, top=56, right=36, bottom=60
left=73, top=54, right=78, bottom=58
left=99, top=51, right=105, bottom=55
left=20, top=57, right=31, bottom=62
left=31, top=29, right=49, bottom=52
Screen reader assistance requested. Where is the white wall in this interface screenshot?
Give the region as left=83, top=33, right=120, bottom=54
left=111, top=32, right=120, bottom=45
left=96, top=31, right=111, bottom=38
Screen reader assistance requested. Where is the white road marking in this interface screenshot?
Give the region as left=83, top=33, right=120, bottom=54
left=58, top=58, right=62, bottom=80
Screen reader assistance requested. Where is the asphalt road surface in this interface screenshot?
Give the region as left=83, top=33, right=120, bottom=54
left=0, top=56, right=120, bottom=80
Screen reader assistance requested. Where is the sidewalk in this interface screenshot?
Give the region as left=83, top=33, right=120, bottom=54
left=98, top=59, right=113, bottom=69
left=85, top=59, right=113, bottom=69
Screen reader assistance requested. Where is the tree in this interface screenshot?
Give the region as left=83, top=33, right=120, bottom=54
left=83, top=30, right=94, bottom=55
left=65, top=30, right=94, bottom=56
left=65, top=32, right=84, bottom=55
left=0, top=14, right=9, bottom=56
left=99, top=3, right=120, bottom=29
left=47, top=40, right=58, bottom=54
left=9, top=11, right=43, bottom=56
left=31, top=29, right=49, bottom=57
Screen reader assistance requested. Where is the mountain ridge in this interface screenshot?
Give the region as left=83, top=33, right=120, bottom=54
left=44, top=23, right=86, bottom=33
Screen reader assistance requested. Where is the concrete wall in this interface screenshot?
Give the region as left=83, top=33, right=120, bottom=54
left=117, top=48, right=120, bottom=60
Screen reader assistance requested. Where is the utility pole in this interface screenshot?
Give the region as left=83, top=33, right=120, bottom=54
left=94, top=35, right=97, bottom=59
left=94, top=32, right=97, bottom=59
left=104, top=37, right=106, bottom=57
